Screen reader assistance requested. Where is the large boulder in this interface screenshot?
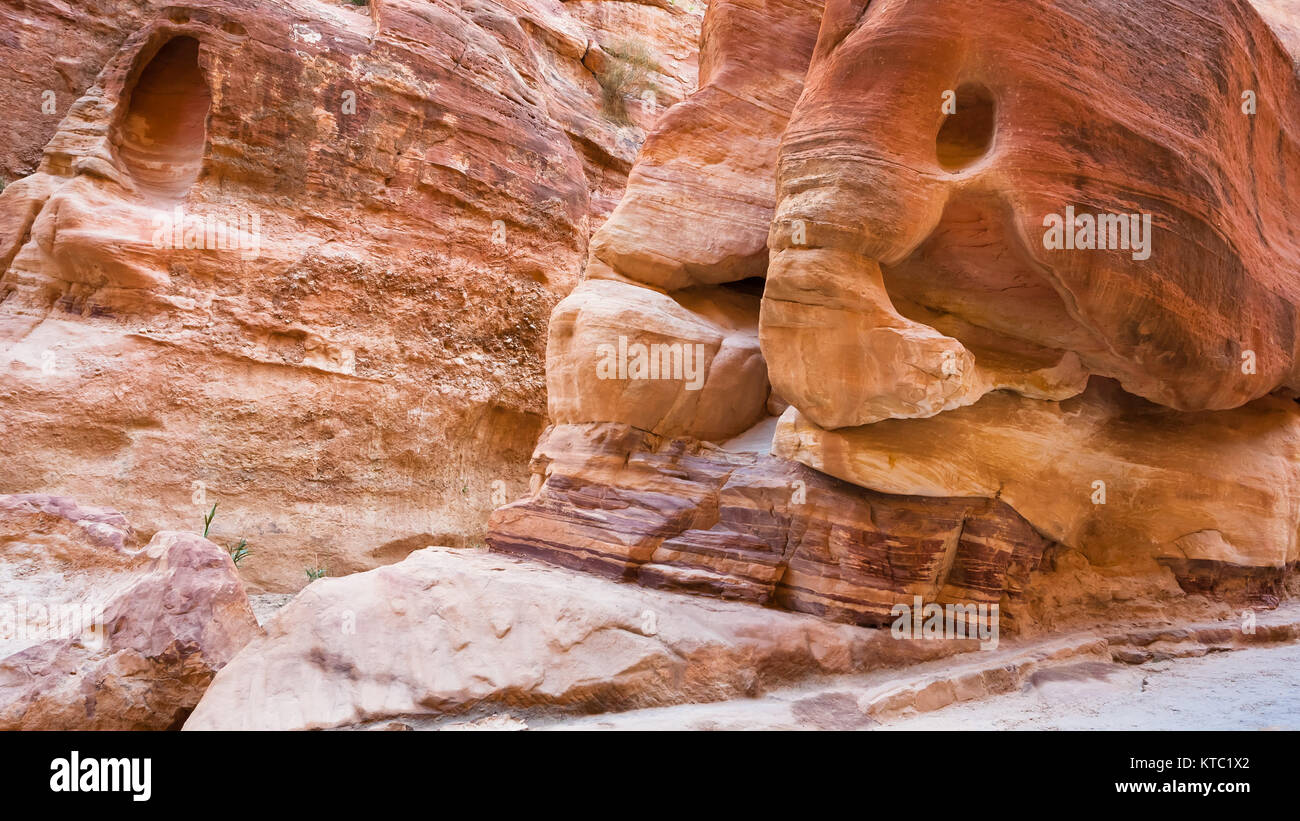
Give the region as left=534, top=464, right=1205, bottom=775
left=0, top=494, right=260, bottom=729
left=185, top=545, right=975, bottom=730
left=545, top=279, right=769, bottom=440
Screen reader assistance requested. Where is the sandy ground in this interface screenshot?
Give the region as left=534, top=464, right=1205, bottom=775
left=882, top=642, right=1300, bottom=731
left=520, top=641, right=1300, bottom=731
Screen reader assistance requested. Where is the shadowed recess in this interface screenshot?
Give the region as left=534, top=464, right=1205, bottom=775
left=937, top=82, right=995, bottom=171
left=116, top=36, right=212, bottom=199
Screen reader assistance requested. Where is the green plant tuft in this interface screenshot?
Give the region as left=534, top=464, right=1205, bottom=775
left=228, top=538, right=251, bottom=567
left=202, top=503, right=218, bottom=538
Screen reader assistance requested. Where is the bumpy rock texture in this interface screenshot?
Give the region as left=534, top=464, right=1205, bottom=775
left=488, top=0, right=1300, bottom=626
left=185, top=545, right=977, bottom=730
left=0, top=0, right=702, bottom=590
left=775, top=381, right=1300, bottom=607
left=0, top=494, right=260, bottom=729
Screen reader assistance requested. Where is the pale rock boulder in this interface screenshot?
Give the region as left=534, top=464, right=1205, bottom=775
left=547, top=277, right=769, bottom=440
left=773, top=379, right=1300, bottom=602
left=185, top=546, right=976, bottom=730
left=0, top=494, right=260, bottom=729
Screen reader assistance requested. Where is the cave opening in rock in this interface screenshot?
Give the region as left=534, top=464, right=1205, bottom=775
left=936, top=82, right=995, bottom=172
left=719, top=276, right=767, bottom=299
left=116, top=36, right=212, bottom=200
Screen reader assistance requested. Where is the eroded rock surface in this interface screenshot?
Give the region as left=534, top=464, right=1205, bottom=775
left=0, top=494, right=259, bottom=729
left=763, top=0, right=1300, bottom=425
left=774, top=380, right=1300, bottom=606
left=185, top=545, right=978, bottom=730
left=489, top=422, right=1053, bottom=626
left=540, top=0, right=825, bottom=444
left=488, top=0, right=1300, bottom=629
left=0, top=0, right=703, bottom=590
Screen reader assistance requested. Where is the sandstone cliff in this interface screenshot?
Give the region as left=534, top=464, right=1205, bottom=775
left=4, top=0, right=1300, bottom=732
left=0, top=0, right=701, bottom=590
left=488, top=0, right=1300, bottom=630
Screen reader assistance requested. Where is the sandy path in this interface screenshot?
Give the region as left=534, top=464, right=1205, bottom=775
left=882, top=641, right=1300, bottom=731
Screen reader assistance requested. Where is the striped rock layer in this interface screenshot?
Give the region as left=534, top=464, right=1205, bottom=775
left=487, top=423, right=1052, bottom=627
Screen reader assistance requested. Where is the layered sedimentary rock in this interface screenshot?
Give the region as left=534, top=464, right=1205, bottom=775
left=542, top=0, right=826, bottom=442
left=185, top=545, right=979, bottom=731
left=488, top=0, right=1300, bottom=629
left=775, top=381, right=1300, bottom=606
left=763, top=0, right=1300, bottom=426
left=488, top=422, right=1052, bottom=625
left=0, top=494, right=259, bottom=729
left=0, top=0, right=702, bottom=590
left=759, top=0, right=1300, bottom=607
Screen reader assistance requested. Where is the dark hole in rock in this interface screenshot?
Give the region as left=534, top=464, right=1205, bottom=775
left=719, top=276, right=766, bottom=299
left=937, top=82, right=995, bottom=172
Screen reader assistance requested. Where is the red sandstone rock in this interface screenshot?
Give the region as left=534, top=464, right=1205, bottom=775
left=0, top=0, right=702, bottom=590
left=586, top=0, right=825, bottom=290
left=490, top=0, right=1300, bottom=625
left=488, top=422, right=1053, bottom=626
left=763, top=0, right=1300, bottom=424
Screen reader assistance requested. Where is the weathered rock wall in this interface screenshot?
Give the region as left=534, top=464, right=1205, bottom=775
left=0, top=0, right=702, bottom=590
left=488, top=0, right=1300, bottom=627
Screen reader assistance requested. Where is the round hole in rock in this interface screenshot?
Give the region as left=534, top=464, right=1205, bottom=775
left=116, top=36, right=211, bottom=200
left=936, top=82, right=995, bottom=172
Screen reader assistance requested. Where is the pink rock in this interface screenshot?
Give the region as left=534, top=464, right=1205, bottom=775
left=0, top=494, right=260, bottom=729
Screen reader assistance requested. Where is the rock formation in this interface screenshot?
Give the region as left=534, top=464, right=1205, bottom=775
left=5, top=0, right=1300, bottom=732
left=488, top=0, right=1300, bottom=629
left=775, top=380, right=1300, bottom=607
left=0, top=0, right=702, bottom=590
left=184, top=545, right=977, bottom=730
left=0, top=494, right=259, bottom=729
left=764, top=0, right=1300, bottom=424
left=490, top=422, right=1052, bottom=626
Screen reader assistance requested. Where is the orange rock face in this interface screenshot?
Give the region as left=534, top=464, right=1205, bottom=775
left=762, top=0, right=1300, bottom=603
left=5, top=0, right=1300, bottom=681
left=0, top=0, right=702, bottom=590
left=488, top=0, right=1300, bottom=627
left=765, top=0, right=1300, bottom=424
